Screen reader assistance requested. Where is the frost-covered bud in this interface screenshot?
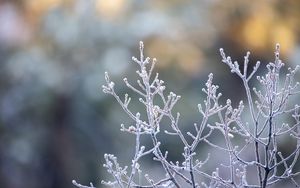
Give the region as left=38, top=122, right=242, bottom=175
left=108, top=81, right=115, bottom=89
left=136, top=112, right=140, bottom=119
left=139, top=41, right=144, bottom=50
left=139, top=98, right=144, bottom=103
left=132, top=56, right=138, bottom=62
left=120, top=124, right=125, bottom=131
left=153, top=105, right=160, bottom=118
left=226, top=99, right=231, bottom=106
left=141, top=69, right=147, bottom=77
left=159, top=86, right=166, bottom=91
left=170, top=92, right=176, bottom=97
left=104, top=71, right=110, bottom=81
left=102, top=85, right=111, bottom=94
left=212, top=171, right=217, bottom=177
left=128, top=126, right=136, bottom=132
left=228, top=133, right=234, bottom=138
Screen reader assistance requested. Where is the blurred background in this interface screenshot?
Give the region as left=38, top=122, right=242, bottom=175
left=0, top=0, right=300, bottom=187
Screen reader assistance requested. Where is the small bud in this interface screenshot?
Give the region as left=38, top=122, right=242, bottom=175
left=135, top=162, right=140, bottom=169
left=104, top=71, right=109, bottom=82
left=276, top=43, right=280, bottom=52
left=108, top=82, right=115, bottom=88
left=128, top=126, right=136, bottom=132
left=132, top=56, right=138, bottom=62
left=139, top=98, right=144, bottom=103
left=226, top=99, right=231, bottom=105
left=139, top=41, right=144, bottom=50
left=228, top=133, right=234, bottom=138
left=159, top=86, right=166, bottom=91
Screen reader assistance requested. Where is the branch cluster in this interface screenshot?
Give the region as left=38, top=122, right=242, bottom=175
left=73, top=42, right=300, bottom=188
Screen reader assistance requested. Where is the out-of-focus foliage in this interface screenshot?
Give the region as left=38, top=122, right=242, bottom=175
left=0, top=0, right=299, bottom=188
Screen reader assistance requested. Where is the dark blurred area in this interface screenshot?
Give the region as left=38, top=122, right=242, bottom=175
left=0, top=0, right=300, bottom=187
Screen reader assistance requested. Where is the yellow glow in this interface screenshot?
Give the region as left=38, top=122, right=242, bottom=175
left=25, top=0, right=62, bottom=13
left=147, top=39, right=202, bottom=74
left=237, top=2, right=297, bottom=55
left=177, top=44, right=202, bottom=74
left=147, top=39, right=175, bottom=68
left=271, top=24, right=295, bottom=54
left=95, top=0, right=125, bottom=19
left=242, top=15, right=269, bottom=50
left=24, top=0, right=63, bottom=25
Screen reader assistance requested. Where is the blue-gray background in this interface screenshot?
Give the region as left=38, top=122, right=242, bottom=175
left=0, top=0, right=300, bottom=187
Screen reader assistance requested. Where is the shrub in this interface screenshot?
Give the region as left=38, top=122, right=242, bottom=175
left=73, top=42, right=300, bottom=188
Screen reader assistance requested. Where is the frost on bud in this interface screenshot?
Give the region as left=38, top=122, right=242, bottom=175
left=104, top=71, right=110, bottom=82
left=219, top=48, right=224, bottom=54
left=226, top=99, right=231, bottom=106
left=141, top=68, right=147, bottom=77
left=206, top=73, right=214, bottom=87
left=212, top=171, right=217, bottom=178
left=144, top=57, right=150, bottom=64
left=228, top=133, right=234, bottom=138
left=256, top=60, right=261, bottom=67
left=139, top=41, right=144, bottom=51
left=239, top=100, right=243, bottom=106
left=159, top=86, right=166, bottom=91
left=139, top=98, right=145, bottom=104
left=236, top=168, right=240, bottom=175
left=128, top=126, right=136, bottom=132
left=153, top=105, right=160, bottom=118
left=234, top=146, right=239, bottom=150
left=132, top=56, right=138, bottom=61
left=136, top=112, right=140, bottom=119
left=198, top=104, right=202, bottom=112
left=170, top=92, right=176, bottom=97
left=135, top=162, right=140, bottom=170
left=245, top=51, right=250, bottom=58
left=278, top=151, right=282, bottom=155
left=120, top=124, right=125, bottom=131
left=276, top=43, right=280, bottom=54
left=108, top=81, right=115, bottom=89
left=102, top=85, right=110, bottom=94
left=132, top=56, right=139, bottom=64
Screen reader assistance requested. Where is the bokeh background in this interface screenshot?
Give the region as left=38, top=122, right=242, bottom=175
left=1, top=0, right=300, bottom=187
